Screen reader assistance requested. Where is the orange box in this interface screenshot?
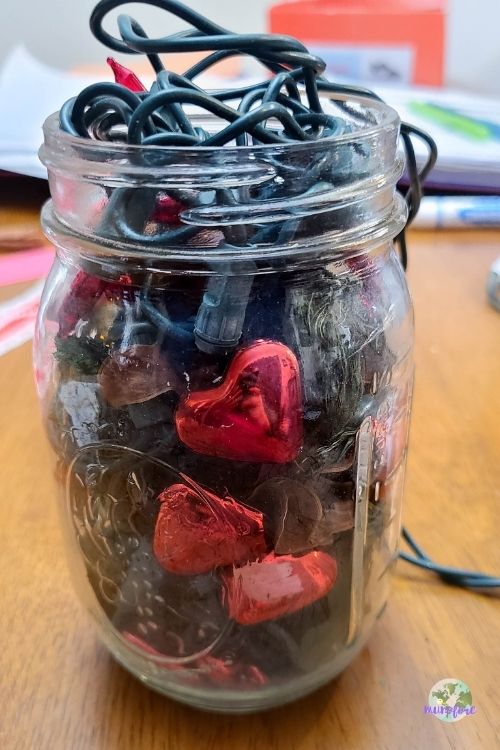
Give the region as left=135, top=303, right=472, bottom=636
left=269, top=0, right=446, bottom=86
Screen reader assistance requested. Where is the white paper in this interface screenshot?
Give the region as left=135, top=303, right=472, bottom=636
left=374, top=82, right=500, bottom=188
left=0, top=47, right=102, bottom=178
left=2, top=46, right=500, bottom=189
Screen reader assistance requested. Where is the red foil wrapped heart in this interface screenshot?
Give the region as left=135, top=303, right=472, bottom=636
left=153, top=482, right=267, bottom=575
left=221, top=550, right=337, bottom=625
left=176, top=341, right=303, bottom=463
left=58, top=271, right=133, bottom=337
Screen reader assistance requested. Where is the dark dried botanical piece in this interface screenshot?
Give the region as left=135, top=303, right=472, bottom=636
left=249, top=478, right=322, bottom=555
left=249, top=477, right=354, bottom=554
left=54, top=334, right=110, bottom=375
left=99, top=344, right=182, bottom=407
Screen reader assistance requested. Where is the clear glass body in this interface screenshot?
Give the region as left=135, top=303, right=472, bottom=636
left=35, top=100, right=413, bottom=712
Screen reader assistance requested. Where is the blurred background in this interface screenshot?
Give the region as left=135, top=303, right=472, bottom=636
left=1, top=0, right=500, bottom=94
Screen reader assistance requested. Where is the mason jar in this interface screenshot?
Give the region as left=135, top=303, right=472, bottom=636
left=35, top=96, right=413, bottom=712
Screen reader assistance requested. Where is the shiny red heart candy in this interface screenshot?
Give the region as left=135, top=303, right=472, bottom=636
left=153, top=483, right=267, bottom=575
left=176, top=341, right=303, bottom=463
left=221, top=550, right=338, bottom=625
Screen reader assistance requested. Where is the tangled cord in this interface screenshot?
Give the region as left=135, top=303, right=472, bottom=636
left=59, top=0, right=438, bottom=269
left=58, top=0, right=496, bottom=592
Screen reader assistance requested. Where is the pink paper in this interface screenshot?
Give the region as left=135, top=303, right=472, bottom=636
left=0, top=246, right=54, bottom=287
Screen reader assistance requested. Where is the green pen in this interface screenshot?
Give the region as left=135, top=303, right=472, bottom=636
left=409, top=101, right=492, bottom=141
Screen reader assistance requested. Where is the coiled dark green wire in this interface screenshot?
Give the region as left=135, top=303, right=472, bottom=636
left=60, top=0, right=498, bottom=592
left=401, top=529, right=500, bottom=590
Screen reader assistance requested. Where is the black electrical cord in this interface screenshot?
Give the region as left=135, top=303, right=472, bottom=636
left=400, top=529, right=500, bottom=590
left=60, top=0, right=438, bottom=268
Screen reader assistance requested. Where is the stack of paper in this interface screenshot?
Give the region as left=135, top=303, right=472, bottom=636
left=2, top=47, right=500, bottom=191
left=0, top=48, right=98, bottom=179
left=375, top=83, right=500, bottom=191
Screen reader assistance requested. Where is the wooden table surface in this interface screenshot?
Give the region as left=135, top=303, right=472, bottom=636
left=1, top=183, right=499, bottom=750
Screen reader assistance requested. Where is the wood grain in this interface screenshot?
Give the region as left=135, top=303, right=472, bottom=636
left=0, top=190, right=499, bottom=750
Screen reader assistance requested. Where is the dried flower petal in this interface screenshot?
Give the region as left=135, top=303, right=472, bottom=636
left=249, top=477, right=354, bottom=553
left=151, top=195, right=184, bottom=225
left=58, top=271, right=106, bottom=337
left=221, top=550, right=337, bottom=625
left=308, top=477, right=355, bottom=544
left=320, top=451, right=355, bottom=475
left=99, top=344, right=182, bottom=407
left=154, top=482, right=267, bottom=575
left=249, top=478, right=323, bottom=555
left=309, top=504, right=354, bottom=545
left=176, top=341, right=303, bottom=463
left=58, top=271, right=132, bottom=338
left=124, top=633, right=267, bottom=686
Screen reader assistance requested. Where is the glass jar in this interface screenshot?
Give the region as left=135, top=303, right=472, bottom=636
left=35, top=95, right=413, bottom=713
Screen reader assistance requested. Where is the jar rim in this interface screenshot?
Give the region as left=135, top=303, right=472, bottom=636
left=40, top=91, right=399, bottom=162
left=40, top=92, right=404, bottom=266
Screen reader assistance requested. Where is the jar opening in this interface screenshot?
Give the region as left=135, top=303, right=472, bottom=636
left=40, top=93, right=405, bottom=266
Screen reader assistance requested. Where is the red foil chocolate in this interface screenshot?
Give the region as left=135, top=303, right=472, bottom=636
left=58, top=271, right=132, bottom=337
left=176, top=341, right=303, bottom=463
left=221, top=550, right=338, bottom=625
left=153, top=482, right=267, bottom=575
